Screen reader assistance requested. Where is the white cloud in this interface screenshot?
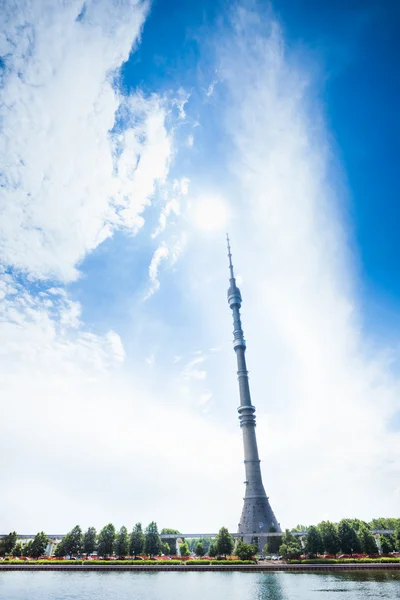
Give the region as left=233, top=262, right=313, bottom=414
left=176, top=178, right=190, bottom=197
left=145, top=353, right=155, bottom=366
left=105, top=330, right=125, bottom=363
left=0, top=0, right=171, bottom=282
left=173, top=88, right=191, bottom=120
left=145, top=243, right=169, bottom=299
left=199, top=392, right=212, bottom=405
left=205, top=79, right=218, bottom=97
left=145, top=230, right=187, bottom=298
left=0, top=1, right=218, bottom=534
left=114, top=94, right=172, bottom=232
left=170, top=232, right=188, bottom=265
left=214, top=5, right=400, bottom=525
left=146, top=176, right=190, bottom=295
left=0, top=272, right=124, bottom=375
left=0, top=301, right=240, bottom=533
left=1, top=0, right=399, bottom=538
left=181, top=355, right=207, bottom=381
left=151, top=178, right=188, bottom=238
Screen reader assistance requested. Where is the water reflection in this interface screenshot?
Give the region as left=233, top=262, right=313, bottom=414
left=337, top=571, right=400, bottom=583
left=1, top=570, right=400, bottom=600
left=268, top=571, right=400, bottom=600
left=257, top=573, right=286, bottom=600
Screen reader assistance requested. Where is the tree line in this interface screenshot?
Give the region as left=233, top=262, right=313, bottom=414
left=0, top=524, right=256, bottom=560
left=0, top=532, right=48, bottom=559
left=265, top=518, right=400, bottom=560
left=56, top=522, right=168, bottom=559
left=2, top=517, right=398, bottom=560
left=0, top=523, right=164, bottom=559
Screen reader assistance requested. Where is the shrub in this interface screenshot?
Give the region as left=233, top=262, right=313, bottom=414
left=286, top=557, right=400, bottom=565
left=210, top=560, right=256, bottom=565
left=37, top=560, right=84, bottom=564
left=0, top=559, right=185, bottom=566
left=235, top=541, right=257, bottom=561
left=87, top=560, right=183, bottom=565
left=299, top=559, right=338, bottom=564
left=378, top=557, right=400, bottom=563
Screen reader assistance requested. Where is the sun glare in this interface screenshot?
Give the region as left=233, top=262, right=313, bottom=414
left=191, top=195, right=229, bottom=231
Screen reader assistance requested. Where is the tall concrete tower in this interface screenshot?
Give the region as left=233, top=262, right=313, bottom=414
left=226, top=235, right=281, bottom=545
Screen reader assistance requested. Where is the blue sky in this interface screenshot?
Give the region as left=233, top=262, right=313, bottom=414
left=1, top=0, right=399, bottom=534
left=79, top=0, right=400, bottom=334
left=278, top=0, right=400, bottom=329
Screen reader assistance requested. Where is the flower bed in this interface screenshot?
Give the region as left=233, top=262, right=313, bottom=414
left=287, top=557, right=400, bottom=565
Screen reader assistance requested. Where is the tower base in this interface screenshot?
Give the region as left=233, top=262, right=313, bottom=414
left=238, top=495, right=281, bottom=551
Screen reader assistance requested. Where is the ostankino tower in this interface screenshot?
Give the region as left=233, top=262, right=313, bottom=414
left=226, top=235, right=281, bottom=546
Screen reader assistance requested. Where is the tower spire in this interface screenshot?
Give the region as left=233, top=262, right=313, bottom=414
left=226, top=235, right=280, bottom=547
left=226, top=233, right=235, bottom=281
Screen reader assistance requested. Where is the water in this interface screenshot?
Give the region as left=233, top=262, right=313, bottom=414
left=0, top=571, right=400, bottom=600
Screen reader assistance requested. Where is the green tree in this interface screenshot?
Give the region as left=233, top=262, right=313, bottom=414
left=379, top=535, right=393, bottom=554
left=179, top=540, right=190, bottom=556
left=160, top=528, right=180, bottom=555
left=265, top=526, right=282, bottom=555
left=208, top=541, right=217, bottom=557
left=97, top=523, right=116, bottom=558
left=83, top=527, right=97, bottom=557
left=388, top=518, right=400, bottom=530
left=12, top=542, right=24, bottom=557
left=0, top=532, right=18, bottom=556
left=369, top=517, right=387, bottom=530
left=63, top=525, right=83, bottom=558
left=281, top=530, right=301, bottom=547
left=346, top=519, right=366, bottom=533
left=29, top=532, right=49, bottom=558
left=161, top=542, right=170, bottom=555
left=305, top=526, right=323, bottom=558
left=370, top=517, right=400, bottom=531
left=394, top=524, right=400, bottom=552
left=130, top=523, right=145, bottom=558
left=279, top=542, right=301, bottom=560
left=216, top=527, right=234, bottom=558
left=291, top=525, right=309, bottom=533
left=386, top=518, right=400, bottom=530
left=195, top=541, right=205, bottom=557
left=189, top=537, right=211, bottom=554
left=115, top=526, right=129, bottom=558
left=22, top=541, right=32, bottom=557
left=144, top=521, right=161, bottom=557
left=358, top=524, right=378, bottom=555
left=337, top=519, right=361, bottom=555
left=318, top=521, right=340, bottom=556
left=236, top=541, right=257, bottom=560
left=279, top=530, right=302, bottom=560
left=389, top=535, right=397, bottom=550
left=54, top=539, right=67, bottom=558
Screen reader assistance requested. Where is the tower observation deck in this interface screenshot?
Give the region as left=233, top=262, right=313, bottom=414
left=226, top=235, right=281, bottom=547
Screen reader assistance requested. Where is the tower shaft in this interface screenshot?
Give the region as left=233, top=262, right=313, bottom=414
left=226, top=236, right=280, bottom=546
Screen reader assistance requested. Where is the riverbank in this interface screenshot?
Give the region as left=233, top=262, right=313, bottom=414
left=1, top=563, right=400, bottom=572
left=2, top=570, right=400, bottom=600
